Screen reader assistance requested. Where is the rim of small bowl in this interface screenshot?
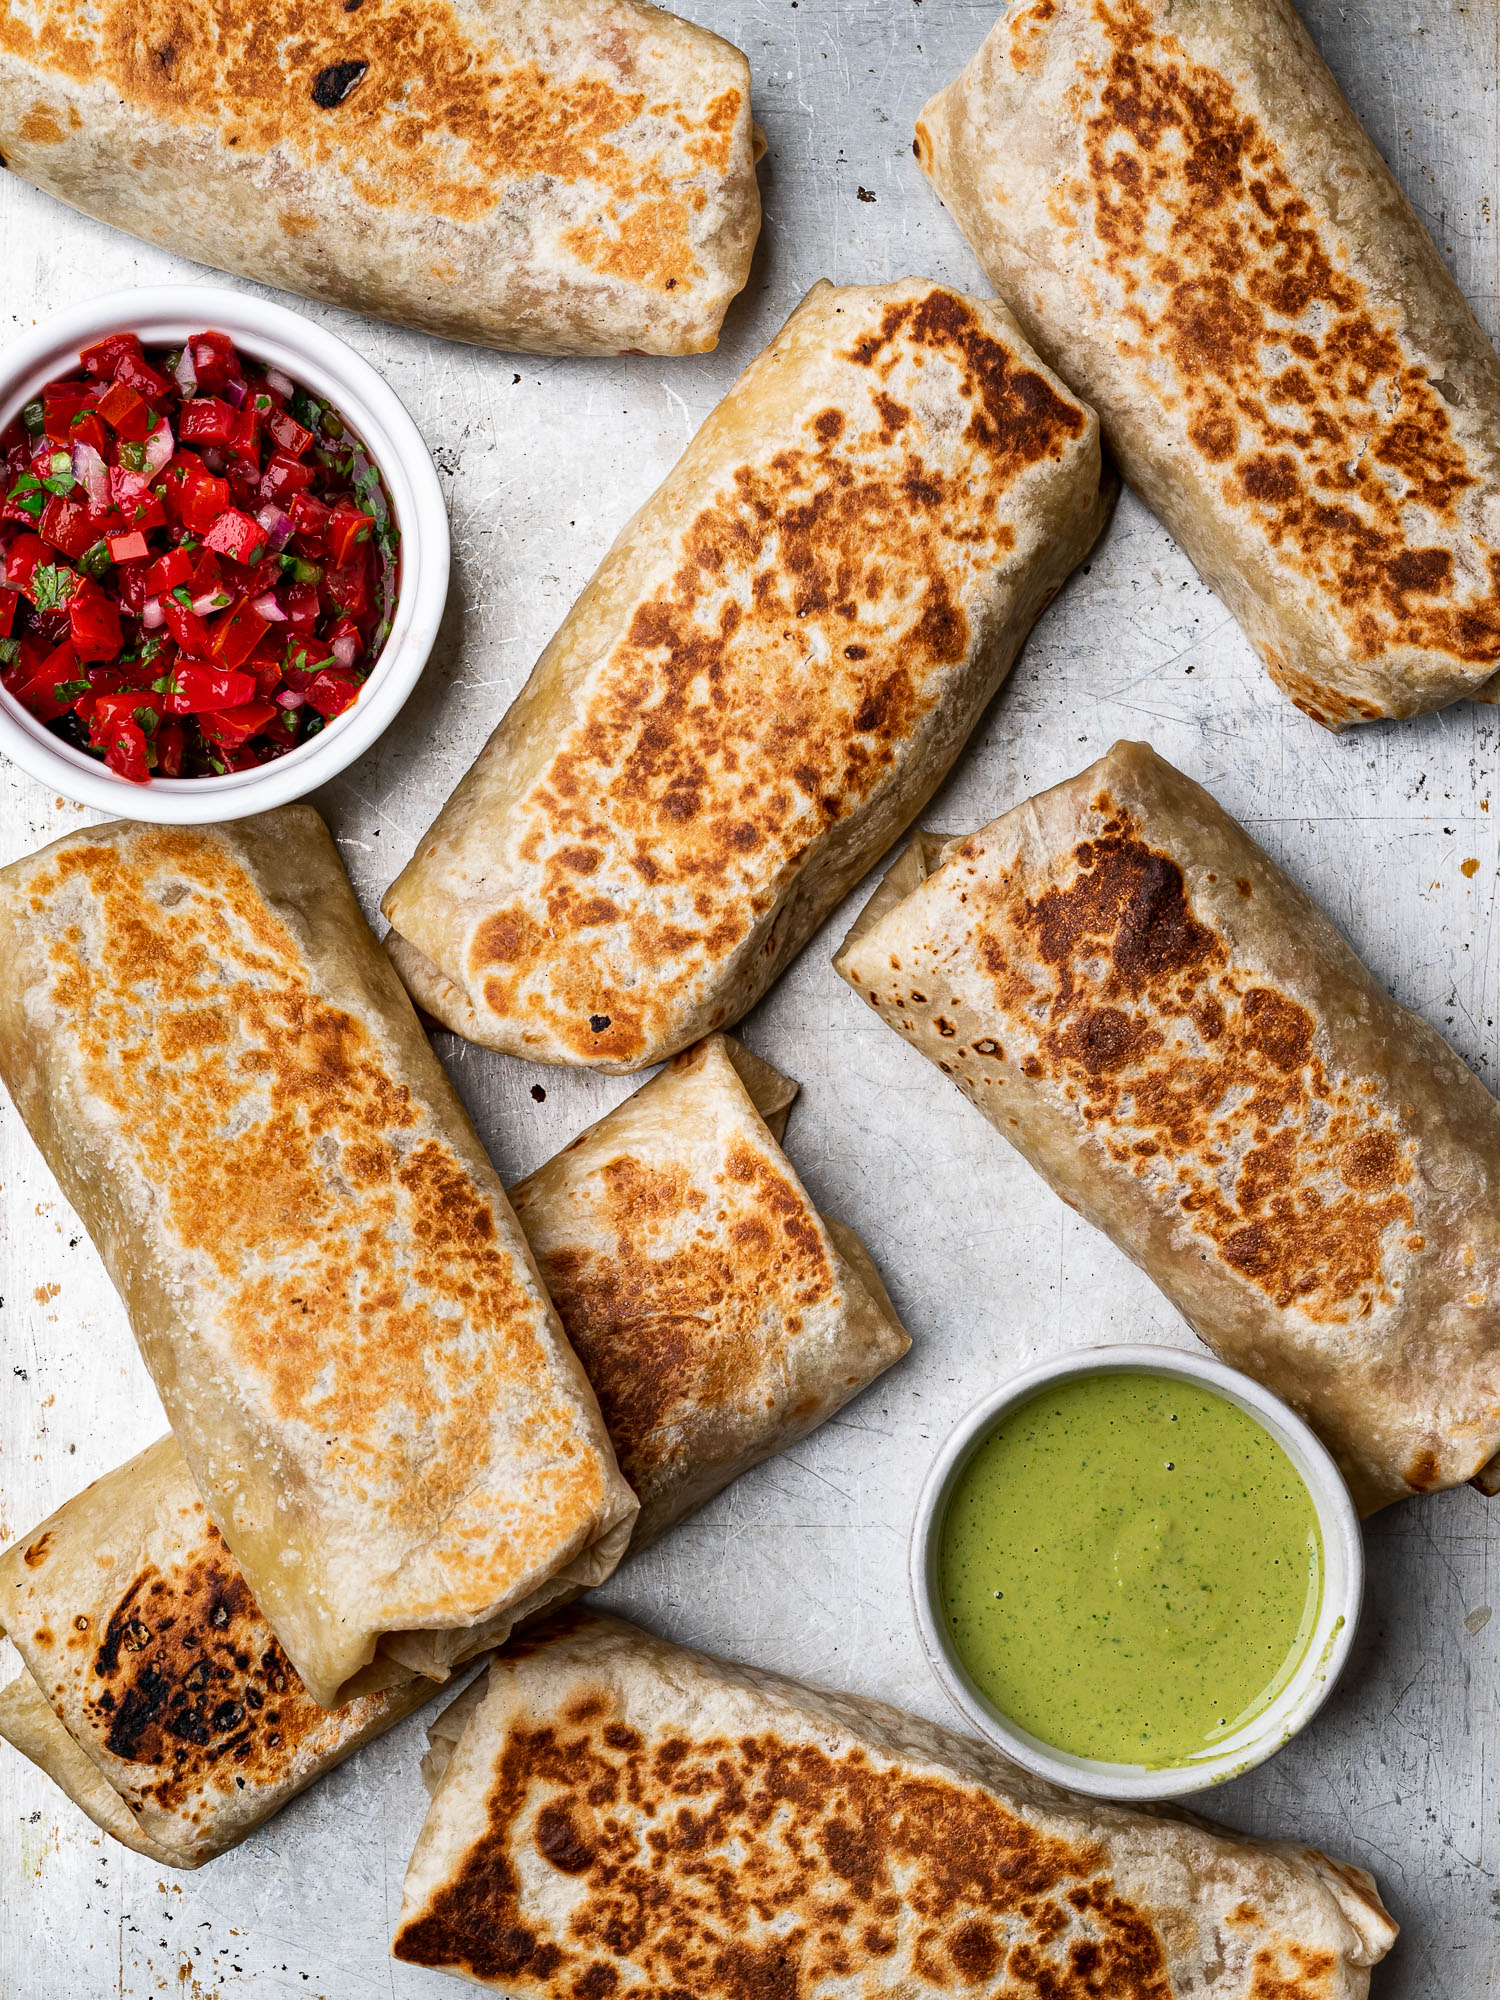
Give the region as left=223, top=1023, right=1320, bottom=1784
left=0, top=286, right=449, bottom=823
left=909, top=1342, right=1363, bottom=1801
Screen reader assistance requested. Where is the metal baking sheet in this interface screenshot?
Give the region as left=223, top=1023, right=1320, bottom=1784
left=1, top=3, right=1496, bottom=1992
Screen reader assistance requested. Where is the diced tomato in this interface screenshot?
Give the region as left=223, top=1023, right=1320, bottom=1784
left=116, top=563, right=152, bottom=616
left=178, top=398, right=238, bottom=447
left=226, top=407, right=262, bottom=464
left=326, top=501, right=376, bottom=568
left=283, top=580, right=320, bottom=629
left=305, top=668, right=361, bottom=718
left=68, top=410, right=111, bottom=457
left=162, top=664, right=257, bottom=714
left=198, top=698, right=277, bottom=748
left=39, top=496, right=97, bottom=560
left=0, top=586, right=16, bottom=637
left=114, top=349, right=172, bottom=401
left=12, top=640, right=90, bottom=720
left=244, top=648, right=284, bottom=697
left=90, top=688, right=165, bottom=738
left=163, top=598, right=213, bottom=658
left=267, top=409, right=314, bottom=458
left=101, top=714, right=151, bottom=781
left=81, top=332, right=147, bottom=379
left=208, top=596, right=270, bottom=669
left=188, top=332, right=237, bottom=393
left=42, top=383, right=92, bottom=444
left=323, top=553, right=369, bottom=617
left=4, top=534, right=49, bottom=594
left=203, top=508, right=266, bottom=565
left=107, top=530, right=150, bottom=564
left=174, top=465, right=231, bottom=537
left=95, top=379, right=151, bottom=442
left=287, top=492, right=330, bottom=546
left=118, top=644, right=174, bottom=689
left=155, top=718, right=186, bottom=777
left=259, top=454, right=316, bottom=506
left=145, top=547, right=192, bottom=596
left=69, top=576, right=123, bottom=660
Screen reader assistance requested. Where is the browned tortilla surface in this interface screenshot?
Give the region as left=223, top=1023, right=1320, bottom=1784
left=917, top=0, right=1500, bottom=725
left=0, top=0, right=761, bottom=354
left=837, top=742, right=1500, bottom=1511
left=383, top=276, right=1113, bottom=1069
left=392, top=1611, right=1397, bottom=1997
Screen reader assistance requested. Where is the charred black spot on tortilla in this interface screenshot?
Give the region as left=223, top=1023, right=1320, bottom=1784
left=589, top=1015, right=611, bottom=1033
left=312, top=61, right=369, bottom=109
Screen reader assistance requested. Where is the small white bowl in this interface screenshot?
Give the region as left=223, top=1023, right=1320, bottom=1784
left=0, top=286, right=448, bottom=822
left=910, top=1343, right=1362, bottom=1800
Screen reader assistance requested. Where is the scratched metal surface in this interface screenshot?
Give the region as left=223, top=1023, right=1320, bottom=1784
left=1, top=3, right=1497, bottom=1994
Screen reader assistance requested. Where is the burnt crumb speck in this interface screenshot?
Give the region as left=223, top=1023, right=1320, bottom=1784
left=312, top=60, right=369, bottom=108
left=530, top=1084, right=547, bottom=1102
left=589, top=1015, right=611, bottom=1033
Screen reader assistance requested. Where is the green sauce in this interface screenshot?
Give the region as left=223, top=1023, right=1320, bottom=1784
left=937, top=1371, right=1323, bottom=1765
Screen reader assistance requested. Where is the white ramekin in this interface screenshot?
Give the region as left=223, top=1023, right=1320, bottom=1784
left=0, top=287, right=448, bottom=822
left=909, top=1342, right=1363, bottom=1801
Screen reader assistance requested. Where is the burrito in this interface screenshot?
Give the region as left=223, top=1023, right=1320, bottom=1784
left=0, top=1035, right=908, bottom=1866
left=0, top=808, right=638, bottom=1708
left=836, top=740, right=1500, bottom=1513
left=381, top=276, right=1115, bottom=1070
left=0, top=0, right=761, bottom=357
left=392, top=1610, right=1397, bottom=1996
left=916, top=0, right=1500, bottom=727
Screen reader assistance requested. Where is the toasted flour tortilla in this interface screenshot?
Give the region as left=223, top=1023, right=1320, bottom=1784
left=382, top=276, right=1114, bottom=1070
left=0, top=808, right=637, bottom=1708
left=836, top=741, right=1500, bottom=1512
left=0, top=1036, right=907, bottom=1866
left=917, top=0, right=1500, bottom=726
left=0, top=0, right=761, bottom=356
left=392, top=1611, right=1396, bottom=1997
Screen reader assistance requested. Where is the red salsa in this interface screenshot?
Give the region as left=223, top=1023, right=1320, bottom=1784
left=0, top=329, right=399, bottom=781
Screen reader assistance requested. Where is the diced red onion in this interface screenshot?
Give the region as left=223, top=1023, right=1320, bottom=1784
left=141, top=422, right=175, bottom=477
left=251, top=590, right=287, bottom=623
left=173, top=346, right=197, bottom=396
left=256, top=503, right=295, bottom=552
left=71, top=440, right=109, bottom=506
left=275, top=687, right=306, bottom=709
left=141, top=597, right=165, bottom=630
left=330, top=633, right=360, bottom=669
left=110, top=467, right=152, bottom=506
left=264, top=367, right=296, bottom=399
left=199, top=446, right=227, bottom=474
left=223, top=377, right=248, bottom=409
left=191, top=590, right=230, bottom=618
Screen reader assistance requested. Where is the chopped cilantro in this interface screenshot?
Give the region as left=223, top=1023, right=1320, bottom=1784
left=31, top=565, right=75, bottom=612
left=7, top=474, right=46, bottom=519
